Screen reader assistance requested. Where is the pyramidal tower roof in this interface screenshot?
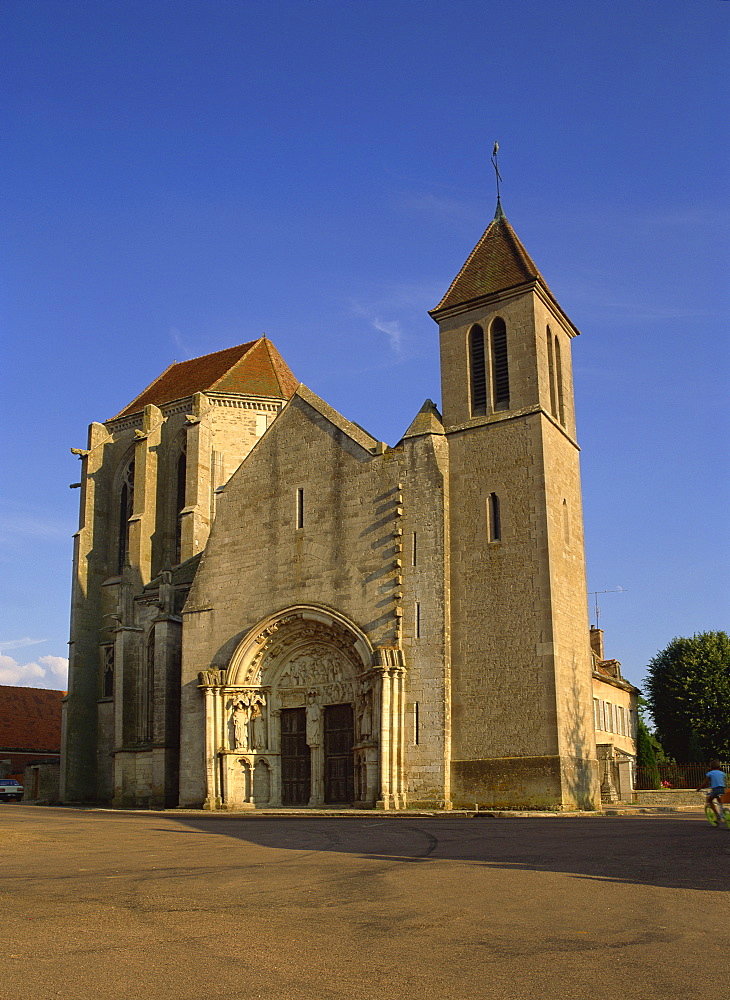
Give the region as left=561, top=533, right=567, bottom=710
left=113, top=337, right=299, bottom=419
left=430, top=205, right=572, bottom=329
left=402, top=399, right=444, bottom=439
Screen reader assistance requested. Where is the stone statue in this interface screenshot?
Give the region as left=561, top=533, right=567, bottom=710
left=251, top=703, right=267, bottom=750
left=359, top=690, right=372, bottom=740
left=232, top=699, right=250, bottom=750
left=306, top=691, right=321, bottom=746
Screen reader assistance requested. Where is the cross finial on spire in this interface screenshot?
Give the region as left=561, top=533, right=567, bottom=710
left=491, top=141, right=503, bottom=218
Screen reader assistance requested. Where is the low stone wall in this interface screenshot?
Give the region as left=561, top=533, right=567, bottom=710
left=633, top=788, right=702, bottom=806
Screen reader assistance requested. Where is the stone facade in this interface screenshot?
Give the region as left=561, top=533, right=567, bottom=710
left=62, top=207, right=607, bottom=810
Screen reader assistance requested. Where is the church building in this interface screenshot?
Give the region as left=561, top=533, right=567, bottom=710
left=61, top=204, right=604, bottom=811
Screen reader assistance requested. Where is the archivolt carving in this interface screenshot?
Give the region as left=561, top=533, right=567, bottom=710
left=233, top=610, right=368, bottom=688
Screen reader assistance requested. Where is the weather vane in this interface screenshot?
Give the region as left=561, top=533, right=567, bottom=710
left=491, top=141, right=503, bottom=212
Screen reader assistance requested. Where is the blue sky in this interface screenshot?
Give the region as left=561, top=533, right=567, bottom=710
left=1, top=0, right=728, bottom=692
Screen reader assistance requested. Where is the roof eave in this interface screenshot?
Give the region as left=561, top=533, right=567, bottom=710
left=429, top=278, right=581, bottom=337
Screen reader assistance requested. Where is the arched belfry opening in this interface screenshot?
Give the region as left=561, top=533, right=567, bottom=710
left=197, top=606, right=407, bottom=810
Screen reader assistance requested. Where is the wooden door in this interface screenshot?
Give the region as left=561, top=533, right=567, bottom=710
left=281, top=708, right=310, bottom=805
left=324, top=704, right=354, bottom=804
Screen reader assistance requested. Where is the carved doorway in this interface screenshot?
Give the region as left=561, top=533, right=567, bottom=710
left=324, top=704, right=354, bottom=804
left=281, top=708, right=310, bottom=806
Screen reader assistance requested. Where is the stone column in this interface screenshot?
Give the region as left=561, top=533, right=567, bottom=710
left=377, top=668, right=393, bottom=809
left=269, top=709, right=282, bottom=805
left=202, top=686, right=218, bottom=809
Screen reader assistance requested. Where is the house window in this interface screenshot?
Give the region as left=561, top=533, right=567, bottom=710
left=487, top=492, right=501, bottom=542
left=468, top=324, right=486, bottom=416
left=491, top=318, right=510, bottom=410
left=117, top=456, right=135, bottom=573
left=593, top=698, right=600, bottom=731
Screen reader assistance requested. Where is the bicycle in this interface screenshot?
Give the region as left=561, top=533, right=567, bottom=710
left=700, top=789, right=730, bottom=828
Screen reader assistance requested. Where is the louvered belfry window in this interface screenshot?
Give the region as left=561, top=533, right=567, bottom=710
left=491, top=318, right=510, bottom=410
left=469, top=324, right=487, bottom=416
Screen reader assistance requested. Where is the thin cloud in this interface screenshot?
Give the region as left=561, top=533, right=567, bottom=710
left=371, top=317, right=403, bottom=354
left=170, top=327, right=193, bottom=360
left=0, top=514, right=73, bottom=540
left=0, top=638, right=48, bottom=652
left=0, top=653, right=68, bottom=690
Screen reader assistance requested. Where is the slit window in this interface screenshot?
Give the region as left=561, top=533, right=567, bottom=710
left=412, top=531, right=417, bottom=566
left=469, top=324, right=487, bottom=416
left=491, top=318, right=510, bottom=410
left=296, top=488, right=304, bottom=529
left=414, top=702, right=420, bottom=745
left=488, top=492, right=501, bottom=542
left=415, top=602, right=421, bottom=639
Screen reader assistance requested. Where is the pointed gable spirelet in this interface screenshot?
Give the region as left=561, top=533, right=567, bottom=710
left=429, top=205, right=579, bottom=336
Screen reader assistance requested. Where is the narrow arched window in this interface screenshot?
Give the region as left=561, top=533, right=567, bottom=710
left=117, top=456, right=135, bottom=573
left=468, top=324, right=486, bottom=416
left=488, top=492, right=501, bottom=542
left=547, top=327, right=558, bottom=417
left=102, top=645, right=115, bottom=699
left=137, top=626, right=155, bottom=742
left=174, top=443, right=187, bottom=564
left=491, top=319, right=510, bottom=410
left=554, top=335, right=565, bottom=426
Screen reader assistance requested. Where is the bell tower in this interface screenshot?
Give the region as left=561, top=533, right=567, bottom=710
left=430, top=205, right=599, bottom=809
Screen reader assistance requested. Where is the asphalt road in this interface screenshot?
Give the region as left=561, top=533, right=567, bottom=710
left=1, top=806, right=728, bottom=1000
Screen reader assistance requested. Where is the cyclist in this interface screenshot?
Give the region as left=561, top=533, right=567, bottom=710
left=696, top=760, right=727, bottom=827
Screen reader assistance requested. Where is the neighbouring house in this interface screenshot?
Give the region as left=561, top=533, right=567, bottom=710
left=591, top=628, right=639, bottom=802
left=0, top=686, right=64, bottom=798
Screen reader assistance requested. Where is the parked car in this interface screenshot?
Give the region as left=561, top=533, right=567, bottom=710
left=0, top=779, right=23, bottom=801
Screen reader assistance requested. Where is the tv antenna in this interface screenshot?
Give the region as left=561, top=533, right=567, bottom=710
left=588, top=587, right=626, bottom=628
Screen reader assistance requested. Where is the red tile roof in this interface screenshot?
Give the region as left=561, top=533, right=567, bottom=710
left=113, top=338, right=299, bottom=419
left=430, top=211, right=561, bottom=318
left=0, top=686, right=64, bottom=752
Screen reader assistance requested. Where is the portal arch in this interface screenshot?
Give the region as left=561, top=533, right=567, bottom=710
left=199, top=606, right=395, bottom=809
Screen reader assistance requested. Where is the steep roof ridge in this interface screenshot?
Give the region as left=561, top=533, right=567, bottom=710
left=205, top=338, right=262, bottom=395
left=402, top=399, right=445, bottom=440
left=294, top=385, right=379, bottom=453
left=112, top=359, right=179, bottom=420
left=430, top=211, right=558, bottom=317
left=111, top=337, right=301, bottom=419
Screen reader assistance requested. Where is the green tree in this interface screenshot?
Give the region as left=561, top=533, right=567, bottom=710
left=636, top=716, right=661, bottom=788
left=645, top=631, right=730, bottom=761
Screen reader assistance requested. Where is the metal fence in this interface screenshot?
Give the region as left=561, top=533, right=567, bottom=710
left=635, top=762, right=729, bottom=790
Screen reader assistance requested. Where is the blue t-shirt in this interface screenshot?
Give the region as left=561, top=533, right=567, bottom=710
left=706, top=769, right=726, bottom=790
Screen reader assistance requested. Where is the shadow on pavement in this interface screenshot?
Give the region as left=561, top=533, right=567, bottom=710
left=153, top=812, right=729, bottom=892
